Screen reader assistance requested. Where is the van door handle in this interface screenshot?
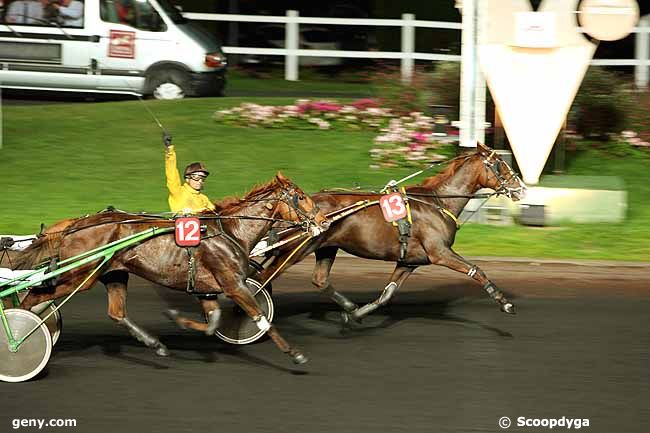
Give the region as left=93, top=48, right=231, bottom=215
left=89, top=35, right=101, bottom=43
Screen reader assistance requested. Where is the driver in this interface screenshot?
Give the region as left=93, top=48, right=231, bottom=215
left=163, top=133, right=216, bottom=214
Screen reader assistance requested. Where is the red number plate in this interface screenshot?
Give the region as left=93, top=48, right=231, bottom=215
left=175, top=217, right=201, bottom=247
left=379, top=193, right=407, bottom=222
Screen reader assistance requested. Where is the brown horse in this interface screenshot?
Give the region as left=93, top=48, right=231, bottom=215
left=14, top=173, right=329, bottom=364
left=257, top=143, right=526, bottom=323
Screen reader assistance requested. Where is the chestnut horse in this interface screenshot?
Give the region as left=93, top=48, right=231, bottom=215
left=14, top=173, right=329, bottom=364
left=257, top=143, right=526, bottom=323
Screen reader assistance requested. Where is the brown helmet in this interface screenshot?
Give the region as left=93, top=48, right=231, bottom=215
left=184, top=162, right=210, bottom=178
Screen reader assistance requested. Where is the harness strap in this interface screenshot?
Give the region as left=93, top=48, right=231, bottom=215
left=440, top=208, right=459, bottom=228
left=185, top=247, right=196, bottom=294
left=406, top=195, right=459, bottom=229
left=390, top=187, right=413, bottom=262
left=212, top=218, right=247, bottom=257
left=256, top=235, right=312, bottom=293
left=402, top=187, right=413, bottom=224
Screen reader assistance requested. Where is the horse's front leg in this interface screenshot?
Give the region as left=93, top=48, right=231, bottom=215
left=344, top=264, right=417, bottom=323
left=104, top=279, right=170, bottom=356
left=222, top=276, right=308, bottom=365
left=165, top=297, right=222, bottom=336
left=429, top=246, right=515, bottom=314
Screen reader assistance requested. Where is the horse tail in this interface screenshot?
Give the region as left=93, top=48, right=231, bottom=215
left=12, top=233, right=62, bottom=270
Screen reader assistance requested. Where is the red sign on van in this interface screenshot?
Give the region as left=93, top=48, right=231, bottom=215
left=108, top=30, right=136, bottom=59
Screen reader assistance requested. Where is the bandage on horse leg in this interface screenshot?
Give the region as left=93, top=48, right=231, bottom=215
left=321, top=284, right=358, bottom=312
left=119, top=317, right=169, bottom=356
left=350, top=281, right=398, bottom=321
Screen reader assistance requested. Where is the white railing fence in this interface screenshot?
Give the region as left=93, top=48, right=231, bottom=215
left=184, top=10, right=650, bottom=88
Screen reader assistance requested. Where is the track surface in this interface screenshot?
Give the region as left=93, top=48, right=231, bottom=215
left=0, top=257, right=648, bottom=433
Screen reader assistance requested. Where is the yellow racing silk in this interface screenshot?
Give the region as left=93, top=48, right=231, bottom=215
left=165, top=145, right=216, bottom=213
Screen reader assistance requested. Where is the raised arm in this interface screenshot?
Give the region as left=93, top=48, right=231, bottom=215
left=163, top=133, right=182, bottom=195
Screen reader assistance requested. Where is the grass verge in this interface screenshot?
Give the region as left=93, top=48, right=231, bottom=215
left=1, top=97, right=649, bottom=261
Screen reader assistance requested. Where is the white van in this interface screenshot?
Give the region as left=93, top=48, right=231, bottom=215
left=0, top=0, right=227, bottom=99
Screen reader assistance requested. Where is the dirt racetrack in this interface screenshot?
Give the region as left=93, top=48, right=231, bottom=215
left=0, top=255, right=648, bottom=433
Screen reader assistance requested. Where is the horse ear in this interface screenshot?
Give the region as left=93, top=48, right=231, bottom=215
left=476, top=142, right=491, bottom=155
left=275, top=171, right=288, bottom=183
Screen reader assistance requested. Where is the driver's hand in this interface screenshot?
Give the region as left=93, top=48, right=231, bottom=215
left=162, top=132, right=172, bottom=148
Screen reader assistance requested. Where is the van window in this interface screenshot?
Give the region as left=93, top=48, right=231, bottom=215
left=4, top=0, right=84, bottom=28
left=100, top=0, right=166, bottom=32
left=155, top=0, right=186, bottom=25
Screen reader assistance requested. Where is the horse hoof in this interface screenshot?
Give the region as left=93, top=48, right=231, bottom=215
left=155, top=345, right=170, bottom=357
left=501, top=303, right=516, bottom=315
left=292, top=352, right=308, bottom=365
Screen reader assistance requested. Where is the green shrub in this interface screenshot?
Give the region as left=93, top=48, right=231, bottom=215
left=626, top=89, right=650, bottom=143
left=369, top=64, right=432, bottom=115
left=570, top=67, right=632, bottom=139
left=427, top=61, right=461, bottom=119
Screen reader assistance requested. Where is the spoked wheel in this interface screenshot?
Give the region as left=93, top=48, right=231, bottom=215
left=15, top=293, right=62, bottom=346
left=31, top=302, right=62, bottom=346
left=0, top=309, right=52, bottom=383
left=215, top=278, right=274, bottom=345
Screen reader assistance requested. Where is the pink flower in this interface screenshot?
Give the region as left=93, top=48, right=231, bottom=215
left=351, top=98, right=379, bottom=110
left=312, top=102, right=342, bottom=112
left=411, top=132, right=429, bottom=143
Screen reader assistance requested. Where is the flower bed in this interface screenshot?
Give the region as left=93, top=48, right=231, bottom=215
left=214, top=98, right=392, bottom=131
left=214, top=99, right=454, bottom=168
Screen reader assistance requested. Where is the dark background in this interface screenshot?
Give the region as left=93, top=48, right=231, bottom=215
left=172, top=0, right=650, bottom=63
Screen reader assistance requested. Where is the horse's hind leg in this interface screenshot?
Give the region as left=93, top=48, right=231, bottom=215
left=224, top=280, right=307, bottom=365
left=312, top=247, right=358, bottom=313
left=104, top=278, right=170, bottom=356
left=345, top=264, right=416, bottom=323
left=430, top=247, right=515, bottom=314
left=165, top=298, right=222, bottom=336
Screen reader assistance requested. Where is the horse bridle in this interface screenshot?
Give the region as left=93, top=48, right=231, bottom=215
left=268, top=185, right=324, bottom=233
left=482, top=151, right=525, bottom=199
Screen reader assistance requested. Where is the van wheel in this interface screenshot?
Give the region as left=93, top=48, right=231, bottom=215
left=149, top=69, right=191, bottom=100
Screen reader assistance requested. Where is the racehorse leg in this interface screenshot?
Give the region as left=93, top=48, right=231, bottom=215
left=431, top=247, right=515, bottom=314
left=312, top=247, right=358, bottom=313
left=345, top=264, right=417, bottom=323
left=164, top=298, right=222, bottom=336
left=105, top=280, right=170, bottom=357
left=224, top=281, right=307, bottom=365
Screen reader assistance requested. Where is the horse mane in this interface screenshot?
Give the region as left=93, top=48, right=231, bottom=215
left=212, top=177, right=282, bottom=215
left=12, top=212, right=166, bottom=269
left=12, top=233, right=63, bottom=270
left=416, top=153, right=475, bottom=190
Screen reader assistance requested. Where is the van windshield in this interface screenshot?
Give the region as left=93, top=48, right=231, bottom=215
left=155, top=0, right=187, bottom=24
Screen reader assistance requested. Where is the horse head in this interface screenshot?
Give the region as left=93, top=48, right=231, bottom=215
left=474, top=143, right=527, bottom=201
left=271, top=172, right=330, bottom=236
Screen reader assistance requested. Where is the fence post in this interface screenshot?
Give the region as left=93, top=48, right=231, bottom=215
left=635, top=16, right=649, bottom=90
left=285, top=10, right=299, bottom=81
left=458, top=0, right=486, bottom=148
left=401, top=13, right=415, bottom=84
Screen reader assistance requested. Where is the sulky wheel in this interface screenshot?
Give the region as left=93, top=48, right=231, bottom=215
left=0, top=309, right=52, bottom=383
left=31, top=302, right=62, bottom=346
left=214, top=278, right=274, bottom=345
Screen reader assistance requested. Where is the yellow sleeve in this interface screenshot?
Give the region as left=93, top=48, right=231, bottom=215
left=165, top=145, right=182, bottom=195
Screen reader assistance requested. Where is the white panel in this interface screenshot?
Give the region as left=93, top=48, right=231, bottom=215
left=479, top=44, right=596, bottom=184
